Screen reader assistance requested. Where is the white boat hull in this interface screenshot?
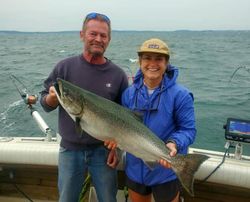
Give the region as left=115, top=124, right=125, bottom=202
left=1, top=137, right=250, bottom=201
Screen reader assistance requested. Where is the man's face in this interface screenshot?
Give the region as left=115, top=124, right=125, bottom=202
left=139, top=52, right=168, bottom=82
left=80, top=19, right=110, bottom=56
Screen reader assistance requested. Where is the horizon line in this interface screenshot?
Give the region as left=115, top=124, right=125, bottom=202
left=0, top=29, right=250, bottom=33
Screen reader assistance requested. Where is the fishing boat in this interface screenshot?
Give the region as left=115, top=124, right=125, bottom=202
left=0, top=135, right=250, bottom=202
left=1, top=76, right=250, bottom=202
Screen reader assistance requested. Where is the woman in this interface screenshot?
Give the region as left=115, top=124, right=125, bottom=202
left=121, top=38, right=196, bottom=202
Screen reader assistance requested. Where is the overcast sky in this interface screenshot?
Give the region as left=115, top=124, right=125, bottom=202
left=0, top=0, right=249, bottom=32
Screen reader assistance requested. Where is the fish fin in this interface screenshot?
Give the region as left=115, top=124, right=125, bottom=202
left=75, top=117, right=83, bottom=135
left=170, top=154, right=209, bottom=196
left=144, top=161, right=158, bottom=170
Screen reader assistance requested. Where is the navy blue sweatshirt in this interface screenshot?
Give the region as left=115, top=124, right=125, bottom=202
left=40, top=54, right=128, bottom=150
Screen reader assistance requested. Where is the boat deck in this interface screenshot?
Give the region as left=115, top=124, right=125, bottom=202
left=0, top=196, right=57, bottom=202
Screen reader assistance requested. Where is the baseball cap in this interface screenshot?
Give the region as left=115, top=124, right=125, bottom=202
left=137, top=38, right=170, bottom=56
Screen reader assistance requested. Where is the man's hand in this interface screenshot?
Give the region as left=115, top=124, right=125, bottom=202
left=107, top=149, right=119, bottom=168
left=45, top=86, right=59, bottom=107
left=159, top=142, right=177, bottom=168
left=104, top=140, right=117, bottom=150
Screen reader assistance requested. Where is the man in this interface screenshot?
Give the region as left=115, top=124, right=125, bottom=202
left=40, top=12, right=128, bottom=202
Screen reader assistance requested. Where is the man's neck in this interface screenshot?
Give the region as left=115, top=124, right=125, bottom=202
left=83, top=52, right=106, bottom=65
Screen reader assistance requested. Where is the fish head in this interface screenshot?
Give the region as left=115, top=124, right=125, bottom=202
left=54, top=78, right=84, bottom=116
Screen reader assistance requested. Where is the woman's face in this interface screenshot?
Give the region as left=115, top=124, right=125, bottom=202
left=139, top=52, right=168, bottom=83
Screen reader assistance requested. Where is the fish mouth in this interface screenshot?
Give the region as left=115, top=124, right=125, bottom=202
left=54, top=78, right=84, bottom=116
left=54, top=78, right=67, bottom=101
left=54, top=79, right=61, bottom=97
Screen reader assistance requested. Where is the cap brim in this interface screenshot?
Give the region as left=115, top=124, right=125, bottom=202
left=137, top=50, right=169, bottom=56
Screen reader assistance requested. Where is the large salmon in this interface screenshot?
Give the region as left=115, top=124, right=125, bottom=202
left=54, top=78, right=208, bottom=196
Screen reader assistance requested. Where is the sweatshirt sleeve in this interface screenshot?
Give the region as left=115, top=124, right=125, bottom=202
left=40, top=67, right=58, bottom=112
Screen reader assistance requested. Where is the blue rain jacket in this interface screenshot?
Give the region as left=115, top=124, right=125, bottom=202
left=121, top=65, right=196, bottom=186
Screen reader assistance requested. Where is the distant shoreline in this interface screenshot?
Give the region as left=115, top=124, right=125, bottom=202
left=0, top=30, right=249, bottom=34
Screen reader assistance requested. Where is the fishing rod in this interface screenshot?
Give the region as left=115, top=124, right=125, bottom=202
left=229, top=65, right=250, bottom=83
left=10, top=74, right=55, bottom=141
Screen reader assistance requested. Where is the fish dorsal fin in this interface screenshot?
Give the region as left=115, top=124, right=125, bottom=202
left=75, top=117, right=83, bottom=135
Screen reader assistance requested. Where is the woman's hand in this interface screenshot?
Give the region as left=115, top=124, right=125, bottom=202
left=159, top=142, right=177, bottom=168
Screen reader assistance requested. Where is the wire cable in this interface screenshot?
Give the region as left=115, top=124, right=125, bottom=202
left=12, top=183, right=34, bottom=202
left=198, top=147, right=230, bottom=184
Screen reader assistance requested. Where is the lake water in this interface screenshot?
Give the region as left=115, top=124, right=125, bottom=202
left=1, top=30, right=250, bottom=155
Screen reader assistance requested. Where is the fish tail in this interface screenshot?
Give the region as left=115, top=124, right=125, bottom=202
left=171, top=153, right=209, bottom=196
